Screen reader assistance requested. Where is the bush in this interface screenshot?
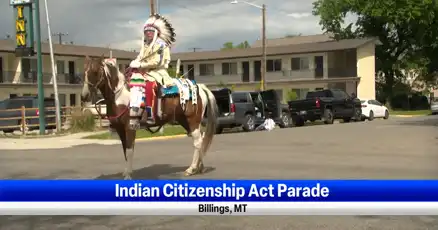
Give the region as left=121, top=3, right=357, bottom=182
left=286, top=90, right=298, bottom=101
left=69, top=107, right=96, bottom=132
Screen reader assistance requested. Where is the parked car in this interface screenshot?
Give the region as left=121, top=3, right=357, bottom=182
left=0, top=96, right=57, bottom=133
left=287, top=89, right=362, bottom=126
left=82, top=98, right=107, bottom=116
left=204, top=88, right=291, bottom=134
left=360, top=99, right=389, bottom=121
left=431, top=98, right=438, bottom=115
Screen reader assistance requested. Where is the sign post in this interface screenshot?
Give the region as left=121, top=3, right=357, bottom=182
left=11, top=0, right=46, bottom=134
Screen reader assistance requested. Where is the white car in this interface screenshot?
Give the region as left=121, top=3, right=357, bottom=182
left=431, top=98, right=438, bottom=115
left=82, top=99, right=107, bottom=116
left=360, top=99, right=389, bottom=121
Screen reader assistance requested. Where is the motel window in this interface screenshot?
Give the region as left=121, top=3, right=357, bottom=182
left=267, top=59, right=282, bottom=72
left=291, top=57, right=310, bottom=70
left=56, top=60, right=65, bottom=74
left=221, top=62, right=238, bottom=75
left=199, top=64, right=214, bottom=76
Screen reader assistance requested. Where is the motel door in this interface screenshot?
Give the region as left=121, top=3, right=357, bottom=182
left=242, top=61, right=249, bottom=82
left=253, top=61, right=261, bottom=82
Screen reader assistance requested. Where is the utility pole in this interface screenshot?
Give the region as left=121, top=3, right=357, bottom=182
left=52, top=32, right=68, bottom=44
left=34, top=0, right=46, bottom=134
left=261, top=4, right=266, bottom=91
left=189, top=48, right=202, bottom=52
left=44, top=0, right=62, bottom=132
left=150, top=0, right=156, bottom=15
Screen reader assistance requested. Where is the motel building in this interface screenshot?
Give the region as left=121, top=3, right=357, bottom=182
left=0, top=34, right=379, bottom=107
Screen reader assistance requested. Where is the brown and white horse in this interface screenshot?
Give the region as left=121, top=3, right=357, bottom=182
left=80, top=56, right=218, bottom=179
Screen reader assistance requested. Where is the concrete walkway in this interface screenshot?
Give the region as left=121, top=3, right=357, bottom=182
left=0, top=131, right=122, bottom=150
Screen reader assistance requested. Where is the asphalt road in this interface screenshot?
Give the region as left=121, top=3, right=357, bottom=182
left=0, top=116, right=437, bottom=230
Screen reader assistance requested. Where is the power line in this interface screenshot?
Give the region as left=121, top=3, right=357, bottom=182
left=189, top=47, right=202, bottom=52
left=52, top=32, right=68, bottom=44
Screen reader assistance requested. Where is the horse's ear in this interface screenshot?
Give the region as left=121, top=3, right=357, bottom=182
left=85, top=55, right=91, bottom=63
left=99, top=54, right=105, bottom=62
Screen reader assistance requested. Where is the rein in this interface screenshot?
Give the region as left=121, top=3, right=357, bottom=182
left=86, top=65, right=129, bottom=121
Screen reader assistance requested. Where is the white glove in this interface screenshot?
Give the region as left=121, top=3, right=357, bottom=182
left=129, top=60, right=141, bottom=68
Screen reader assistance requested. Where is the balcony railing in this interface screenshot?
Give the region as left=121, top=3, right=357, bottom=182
left=0, top=71, right=82, bottom=84
left=327, top=68, right=357, bottom=78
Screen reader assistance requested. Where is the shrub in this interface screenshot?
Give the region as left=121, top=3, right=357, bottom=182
left=286, top=90, right=298, bottom=101
left=69, top=107, right=96, bottom=132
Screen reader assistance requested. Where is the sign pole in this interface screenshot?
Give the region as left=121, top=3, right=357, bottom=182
left=43, top=0, right=61, bottom=132
left=34, top=0, right=46, bottom=134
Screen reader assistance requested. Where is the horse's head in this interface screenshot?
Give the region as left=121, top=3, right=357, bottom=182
left=81, top=56, right=121, bottom=103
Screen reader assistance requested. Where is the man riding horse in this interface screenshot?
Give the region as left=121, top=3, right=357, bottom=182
left=128, top=14, right=175, bottom=87
left=80, top=13, right=218, bottom=179
left=127, top=14, right=178, bottom=129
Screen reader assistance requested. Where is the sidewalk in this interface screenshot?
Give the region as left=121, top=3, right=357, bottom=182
left=0, top=131, right=121, bottom=150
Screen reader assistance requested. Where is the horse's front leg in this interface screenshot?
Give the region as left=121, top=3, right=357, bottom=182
left=123, top=129, right=137, bottom=179
left=185, top=127, right=205, bottom=176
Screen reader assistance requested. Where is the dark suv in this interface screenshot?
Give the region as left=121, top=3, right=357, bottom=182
left=0, top=96, right=57, bottom=133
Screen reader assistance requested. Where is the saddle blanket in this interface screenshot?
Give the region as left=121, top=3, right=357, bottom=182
left=128, top=75, right=198, bottom=121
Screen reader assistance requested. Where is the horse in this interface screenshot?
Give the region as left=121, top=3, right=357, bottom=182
left=80, top=56, right=218, bottom=179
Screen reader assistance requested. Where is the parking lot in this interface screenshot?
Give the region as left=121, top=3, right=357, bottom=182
left=0, top=116, right=437, bottom=229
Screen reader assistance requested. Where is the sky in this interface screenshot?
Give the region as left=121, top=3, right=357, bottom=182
left=0, top=0, right=328, bottom=53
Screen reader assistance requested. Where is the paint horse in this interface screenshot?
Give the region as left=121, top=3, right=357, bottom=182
left=80, top=56, right=218, bottom=179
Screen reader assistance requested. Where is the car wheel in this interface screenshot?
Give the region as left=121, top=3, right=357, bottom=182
left=242, top=114, right=255, bottom=132
left=368, top=111, right=374, bottom=121
left=279, top=112, right=291, bottom=128
left=384, top=110, right=389, bottom=119
left=293, top=117, right=305, bottom=127
left=323, top=109, right=334, bottom=124
left=354, top=108, right=362, bottom=122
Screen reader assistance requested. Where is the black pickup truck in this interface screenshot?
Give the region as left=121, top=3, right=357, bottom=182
left=288, top=89, right=362, bottom=126
left=207, top=88, right=291, bottom=134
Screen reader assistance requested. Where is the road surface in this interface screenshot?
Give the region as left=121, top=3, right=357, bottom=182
left=0, top=116, right=437, bottom=229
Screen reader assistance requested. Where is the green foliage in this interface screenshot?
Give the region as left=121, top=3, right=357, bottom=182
left=218, top=80, right=228, bottom=88
left=312, top=0, right=438, bottom=100
left=286, top=90, right=298, bottom=101
left=69, top=108, right=96, bottom=132
left=221, top=41, right=251, bottom=50
left=167, top=68, right=181, bottom=78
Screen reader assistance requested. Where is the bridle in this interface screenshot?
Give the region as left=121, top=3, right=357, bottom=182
left=84, top=63, right=129, bottom=120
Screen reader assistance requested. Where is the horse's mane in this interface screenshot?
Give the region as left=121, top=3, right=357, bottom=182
left=102, top=60, right=127, bottom=88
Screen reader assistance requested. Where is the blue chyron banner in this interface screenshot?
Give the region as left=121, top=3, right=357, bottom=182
left=0, top=180, right=437, bottom=202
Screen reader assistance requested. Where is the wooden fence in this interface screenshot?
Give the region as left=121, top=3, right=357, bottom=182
left=0, top=106, right=108, bottom=135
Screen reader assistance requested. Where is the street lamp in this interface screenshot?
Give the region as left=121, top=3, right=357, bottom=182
left=231, top=0, right=266, bottom=91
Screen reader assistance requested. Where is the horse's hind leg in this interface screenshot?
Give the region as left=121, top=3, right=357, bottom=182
left=123, top=129, right=137, bottom=179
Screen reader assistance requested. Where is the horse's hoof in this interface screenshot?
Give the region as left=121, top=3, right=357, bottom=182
left=184, top=164, right=205, bottom=176
left=124, top=175, right=132, bottom=180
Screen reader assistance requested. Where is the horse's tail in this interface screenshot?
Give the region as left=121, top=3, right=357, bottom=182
left=198, top=84, right=218, bottom=156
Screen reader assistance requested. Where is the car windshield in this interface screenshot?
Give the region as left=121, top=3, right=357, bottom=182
left=433, top=97, right=438, bottom=103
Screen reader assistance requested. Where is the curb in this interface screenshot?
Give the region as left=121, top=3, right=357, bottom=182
left=393, top=115, right=426, bottom=118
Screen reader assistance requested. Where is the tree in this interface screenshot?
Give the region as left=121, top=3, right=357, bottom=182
left=312, top=0, right=438, bottom=100
left=222, top=42, right=234, bottom=50
left=167, top=68, right=180, bottom=78
left=221, top=41, right=251, bottom=50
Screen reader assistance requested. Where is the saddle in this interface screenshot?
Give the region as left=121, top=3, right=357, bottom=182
left=125, top=67, right=198, bottom=123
